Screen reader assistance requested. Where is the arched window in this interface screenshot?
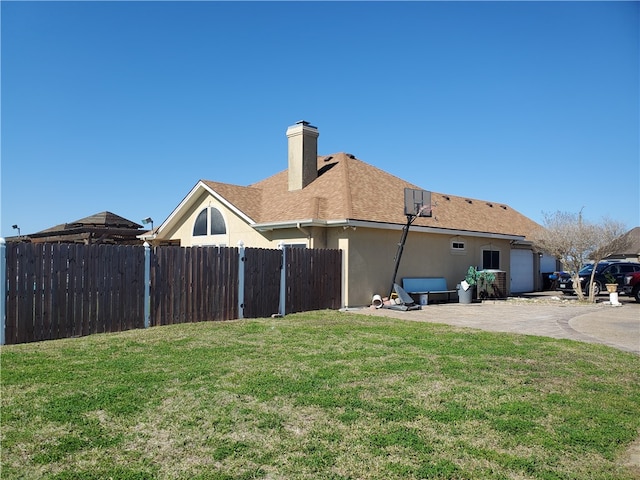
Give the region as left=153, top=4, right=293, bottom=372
left=210, top=208, right=226, bottom=235
left=193, top=209, right=208, bottom=236
left=193, top=207, right=227, bottom=237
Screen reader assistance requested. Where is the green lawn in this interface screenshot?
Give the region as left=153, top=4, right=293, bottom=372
left=2, top=311, right=639, bottom=479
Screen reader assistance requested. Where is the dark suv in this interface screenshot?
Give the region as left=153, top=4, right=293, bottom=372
left=557, top=261, right=640, bottom=295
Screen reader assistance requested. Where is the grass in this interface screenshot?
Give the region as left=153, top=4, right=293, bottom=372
left=1, top=310, right=639, bottom=479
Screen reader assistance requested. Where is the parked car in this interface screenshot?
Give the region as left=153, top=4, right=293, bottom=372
left=622, top=271, right=640, bottom=303
left=557, top=261, right=640, bottom=295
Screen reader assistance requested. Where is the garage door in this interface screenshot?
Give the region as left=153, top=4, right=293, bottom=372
left=510, top=249, right=533, bottom=293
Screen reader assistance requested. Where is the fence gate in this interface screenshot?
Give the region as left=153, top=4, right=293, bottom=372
left=242, top=247, right=282, bottom=318
left=285, top=247, right=342, bottom=314
left=150, top=246, right=238, bottom=326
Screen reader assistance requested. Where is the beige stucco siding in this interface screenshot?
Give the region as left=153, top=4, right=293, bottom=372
left=174, top=193, right=266, bottom=247
left=337, top=236, right=349, bottom=310
left=339, top=227, right=512, bottom=307
left=342, top=228, right=395, bottom=306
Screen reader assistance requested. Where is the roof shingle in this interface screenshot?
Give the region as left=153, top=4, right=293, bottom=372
left=203, top=153, right=541, bottom=239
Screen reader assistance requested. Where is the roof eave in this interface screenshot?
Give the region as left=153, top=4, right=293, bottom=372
left=253, top=218, right=526, bottom=241
left=347, top=220, right=526, bottom=240
left=253, top=219, right=327, bottom=232
left=156, top=180, right=257, bottom=236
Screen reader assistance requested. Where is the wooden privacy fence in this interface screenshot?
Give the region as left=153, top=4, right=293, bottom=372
left=3, top=242, right=145, bottom=344
left=1, top=241, right=342, bottom=345
left=284, top=247, right=343, bottom=315
left=151, top=246, right=239, bottom=326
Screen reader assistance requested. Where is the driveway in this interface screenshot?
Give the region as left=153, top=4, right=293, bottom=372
left=348, top=292, right=640, bottom=355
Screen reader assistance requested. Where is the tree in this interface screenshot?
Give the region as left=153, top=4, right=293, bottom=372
left=532, top=211, right=630, bottom=302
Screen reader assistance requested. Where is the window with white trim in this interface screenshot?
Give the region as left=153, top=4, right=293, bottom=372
left=450, top=238, right=466, bottom=255
left=193, top=209, right=207, bottom=236
left=482, top=249, right=500, bottom=270
left=193, top=207, right=227, bottom=237
left=210, top=208, right=226, bottom=235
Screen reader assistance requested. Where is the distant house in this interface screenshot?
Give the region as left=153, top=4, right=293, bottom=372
left=149, top=121, right=544, bottom=307
left=604, top=227, right=640, bottom=262
left=12, top=211, right=145, bottom=245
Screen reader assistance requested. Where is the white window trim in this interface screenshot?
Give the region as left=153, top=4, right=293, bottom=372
left=192, top=206, right=228, bottom=240
left=481, top=245, right=501, bottom=270
left=450, top=237, right=466, bottom=255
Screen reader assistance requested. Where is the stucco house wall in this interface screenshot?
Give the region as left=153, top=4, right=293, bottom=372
left=335, top=227, right=512, bottom=307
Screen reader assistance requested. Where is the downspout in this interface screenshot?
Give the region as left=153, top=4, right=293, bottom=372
left=296, top=222, right=311, bottom=248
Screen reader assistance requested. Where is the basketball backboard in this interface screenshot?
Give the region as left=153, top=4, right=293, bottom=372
left=404, top=188, right=432, bottom=217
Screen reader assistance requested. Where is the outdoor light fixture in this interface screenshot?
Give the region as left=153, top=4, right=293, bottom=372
left=141, top=217, right=153, bottom=230
left=12, top=224, right=20, bottom=236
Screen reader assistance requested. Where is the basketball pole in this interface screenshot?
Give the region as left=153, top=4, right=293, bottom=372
left=388, top=213, right=417, bottom=299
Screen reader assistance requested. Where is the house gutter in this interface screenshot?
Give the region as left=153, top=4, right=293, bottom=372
left=137, top=233, right=158, bottom=242
left=253, top=219, right=325, bottom=232
left=296, top=222, right=311, bottom=241
left=253, top=218, right=526, bottom=242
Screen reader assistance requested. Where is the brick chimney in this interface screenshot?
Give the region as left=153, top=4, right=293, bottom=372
left=286, top=120, right=319, bottom=191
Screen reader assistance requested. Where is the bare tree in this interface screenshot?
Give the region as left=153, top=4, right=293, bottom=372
left=532, top=211, right=630, bottom=302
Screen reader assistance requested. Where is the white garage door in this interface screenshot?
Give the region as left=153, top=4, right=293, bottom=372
left=510, top=249, right=534, bottom=293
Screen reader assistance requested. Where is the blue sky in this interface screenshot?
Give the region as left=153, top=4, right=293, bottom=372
left=2, top=1, right=638, bottom=238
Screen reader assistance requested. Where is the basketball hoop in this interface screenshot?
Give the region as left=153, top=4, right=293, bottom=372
left=388, top=188, right=433, bottom=298
left=404, top=188, right=432, bottom=218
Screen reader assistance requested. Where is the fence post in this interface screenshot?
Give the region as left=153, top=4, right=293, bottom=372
left=278, top=242, right=286, bottom=317
left=237, top=240, right=245, bottom=319
left=0, top=238, right=5, bottom=345
left=143, top=242, right=151, bottom=328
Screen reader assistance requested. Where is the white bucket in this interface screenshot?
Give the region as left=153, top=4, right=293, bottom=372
left=372, top=294, right=383, bottom=308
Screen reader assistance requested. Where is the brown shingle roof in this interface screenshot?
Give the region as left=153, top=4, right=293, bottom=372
left=202, top=153, right=540, bottom=239
left=38, top=211, right=142, bottom=233
left=200, top=181, right=263, bottom=222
